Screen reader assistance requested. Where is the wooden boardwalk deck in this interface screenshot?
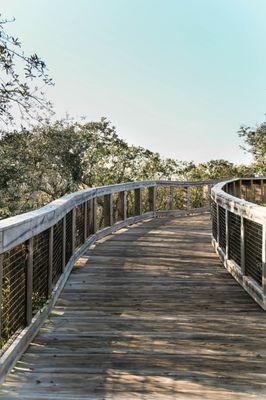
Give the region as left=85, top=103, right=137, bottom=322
left=1, top=213, right=266, bottom=399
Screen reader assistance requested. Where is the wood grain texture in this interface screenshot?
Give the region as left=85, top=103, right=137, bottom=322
left=1, top=214, right=266, bottom=399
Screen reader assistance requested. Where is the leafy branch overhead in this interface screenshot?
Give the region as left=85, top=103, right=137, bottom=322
left=0, top=15, right=53, bottom=124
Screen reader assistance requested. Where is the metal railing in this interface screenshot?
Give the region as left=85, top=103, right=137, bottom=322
left=211, top=177, right=266, bottom=309
left=0, top=179, right=216, bottom=381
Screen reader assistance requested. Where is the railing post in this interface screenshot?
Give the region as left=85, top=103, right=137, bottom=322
left=148, top=186, right=156, bottom=213
left=236, top=179, right=241, bottom=198
left=62, top=216, right=66, bottom=271
left=48, top=226, right=53, bottom=295
left=118, top=191, right=127, bottom=220
left=216, top=203, right=220, bottom=245
left=232, top=181, right=236, bottom=196
left=261, top=179, right=265, bottom=204
left=225, top=209, right=229, bottom=260
left=72, top=208, right=76, bottom=252
left=134, top=188, right=142, bottom=216
left=26, top=238, right=33, bottom=325
left=207, top=185, right=211, bottom=209
left=262, top=223, right=266, bottom=298
left=240, top=216, right=245, bottom=275
left=92, top=197, right=97, bottom=233
left=239, top=179, right=243, bottom=199
left=186, top=186, right=190, bottom=210
left=0, top=254, right=3, bottom=339
left=250, top=179, right=254, bottom=202
left=169, top=187, right=174, bottom=210
left=104, top=194, right=113, bottom=227
left=84, top=201, right=88, bottom=240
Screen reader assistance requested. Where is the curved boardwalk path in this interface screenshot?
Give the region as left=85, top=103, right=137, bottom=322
left=1, top=214, right=266, bottom=399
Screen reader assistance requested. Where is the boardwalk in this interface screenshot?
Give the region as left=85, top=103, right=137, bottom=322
left=1, top=213, right=266, bottom=399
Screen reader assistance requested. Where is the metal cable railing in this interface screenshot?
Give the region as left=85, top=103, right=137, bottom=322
left=218, top=206, right=226, bottom=253
left=32, top=229, right=49, bottom=313
left=228, top=211, right=241, bottom=267
left=211, top=177, right=266, bottom=310
left=244, top=219, right=263, bottom=286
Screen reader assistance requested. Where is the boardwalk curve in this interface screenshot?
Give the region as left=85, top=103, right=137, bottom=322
left=1, top=214, right=266, bottom=399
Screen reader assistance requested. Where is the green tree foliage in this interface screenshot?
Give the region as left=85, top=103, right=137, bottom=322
left=178, top=159, right=252, bottom=181
left=0, top=16, right=53, bottom=125
left=0, top=118, right=184, bottom=218
left=0, top=117, right=253, bottom=219
left=239, top=122, right=266, bottom=175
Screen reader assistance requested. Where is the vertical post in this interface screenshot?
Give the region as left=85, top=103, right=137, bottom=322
left=261, top=179, right=265, bottom=204
left=88, top=198, right=95, bottom=234
left=92, top=197, right=97, bottom=233
left=225, top=209, right=229, bottom=260
left=216, top=203, right=220, bottom=245
left=0, top=254, right=3, bottom=338
left=250, top=179, right=254, bottom=202
left=186, top=186, right=190, bottom=210
left=134, top=188, right=142, bottom=216
left=62, top=216, right=66, bottom=270
left=239, top=179, right=243, bottom=199
left=84, top=201, right=88, bottom=240
left=104, top=194, right=113, bottom=227
left=240, top=216, right=245, bottom=275
left=232, top=181, right=236, bottom=197
left=236, top=179, right=241, bottom=198
left=262, top=224, right=266, bottom=297
left=207, top=185, right=211, bottom=209
left=72, top=208, right=76, bottom=252
left=169, top=186, right=174, bottom=210
left=48, top=226, right=53, bottom=295
left=26, top=238, right=33, bottom=325
left=148, top=186, right=156, bottom=213
left=118, top=191, right=127, bottom=220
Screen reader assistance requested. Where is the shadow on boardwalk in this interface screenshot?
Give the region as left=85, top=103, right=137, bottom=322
left=1, top=214, right=266, bottom=399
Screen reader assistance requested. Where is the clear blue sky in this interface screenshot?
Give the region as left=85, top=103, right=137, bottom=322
left=2, top=0, right=266, bottom=164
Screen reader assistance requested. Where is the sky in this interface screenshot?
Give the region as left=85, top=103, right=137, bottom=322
left=1, top=0, right=266, bottom=164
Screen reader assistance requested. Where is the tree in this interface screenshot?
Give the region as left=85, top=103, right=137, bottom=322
left=0, top=15, right=53, bottom=125
left=0, top=118, right=183, bottom=218
left=239, top=122, right=266, bottom=175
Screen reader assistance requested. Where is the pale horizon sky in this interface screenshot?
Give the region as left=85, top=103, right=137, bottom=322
left=2, top=0, right=266, bottom=165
